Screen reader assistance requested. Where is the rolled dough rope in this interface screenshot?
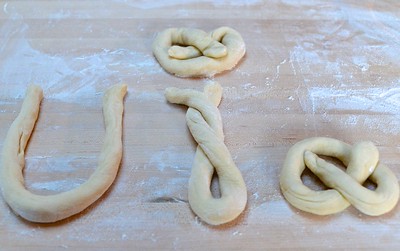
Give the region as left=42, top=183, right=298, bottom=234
left=165, top=82, right=247, bottom=225
left=153, top=27, right=246, bottom=77
left=0, top=84, right=127, bottom=223
left=280, top=137, right=399, bottom=216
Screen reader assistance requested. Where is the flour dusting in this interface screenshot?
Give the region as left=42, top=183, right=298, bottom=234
left=0, top=9, right=162, bottom=102
left=29, top=179, right=85, bottom=193
left=25, top=155, right=97, bottom=172
left=1, top=0, right=400, bottom=249
left=113, top=0, right=262, bottom=9
left=308, top=86, right=400, bottom=114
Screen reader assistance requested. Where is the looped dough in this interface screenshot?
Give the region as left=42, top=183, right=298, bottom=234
left=280, top=137, right=399, bottom=216
left=165, top=82, right=247, bottom=225
left=153, top=27, right=246, bottom=77
left=0, top=84, right=127, bottom=223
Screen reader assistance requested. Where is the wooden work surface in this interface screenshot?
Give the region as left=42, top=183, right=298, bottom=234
left=1, top=1, right=399, bottom=250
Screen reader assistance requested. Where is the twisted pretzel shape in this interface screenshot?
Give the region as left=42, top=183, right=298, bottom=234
left=165, top=82, right=247, bottom=225
left=153, top=27, right=245, bottom=77
left=0, top=84, right=127, bottom=223
left=280, top=137, right=399, bottom=216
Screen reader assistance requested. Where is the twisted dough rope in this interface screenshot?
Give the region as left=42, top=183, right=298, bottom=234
left=153, top=27, right=245, bottom=77
left=0, top=84, right=127, bottom=223
left=280, top=137, right=399, bottom=216
left=165, top=82, right=247, bottom=225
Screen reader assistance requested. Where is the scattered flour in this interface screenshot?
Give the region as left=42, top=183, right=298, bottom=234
left=3, top=2, right=9, bottom=14
left=308, top=86, right=400, bottom=114
left=29, top=179, right=85, bottom=193
left=0, top=9, right=162, bottom=102
left=112, top=0, right=263, bottom=9
left=145, top=146, right=191, bottom=172
left=1, top=1, right=399, bottom=249
left=25, top=155, right=97, bottom=173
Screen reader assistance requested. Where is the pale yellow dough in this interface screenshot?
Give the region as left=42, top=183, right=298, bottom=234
left=280, top=137, right=399, bottom=216
left=153, top=27, right=245, bottom=77
left=165, top=82, right=247, bottom=225
left=0, top=84, right=127, bottom=223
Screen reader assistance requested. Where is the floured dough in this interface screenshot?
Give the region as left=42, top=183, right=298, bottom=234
left=0, top=84, right=127, bottom=223
left=165, top=82, right=247, bottom=225
left=153, top=27, right=245, bottom=77
left=280, top=137, right=399, bottom=216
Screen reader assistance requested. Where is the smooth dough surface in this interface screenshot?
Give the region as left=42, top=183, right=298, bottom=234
left=280, top=137, right=399, bottom=216
left=0, top=84, right=127, bottom=223
left=153, top=27, right=245, bottom=77
left=165, top=82, right=247, bottom=225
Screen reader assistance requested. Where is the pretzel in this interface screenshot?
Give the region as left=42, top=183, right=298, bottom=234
left=153, top=27, right=245, bottom=77
left=280, top=137, right=399, bottom=216
left=165, top=82, right=247, bottom=225
left=0, top=84, right=127, bottom=223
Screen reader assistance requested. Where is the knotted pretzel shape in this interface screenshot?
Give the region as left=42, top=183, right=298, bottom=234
left=153, top=27, right=245, bottom=77
left=165, top=82, right=247, bottom=225
left=0, top=84, right=127, bottom=223
left=280, top=137, right=399, bottom=216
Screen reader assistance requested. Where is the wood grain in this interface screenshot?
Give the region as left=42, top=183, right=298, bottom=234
left=0, top=0, right=399, bottom=250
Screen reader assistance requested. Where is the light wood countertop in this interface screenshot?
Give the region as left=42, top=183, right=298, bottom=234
left=0, top=0, right=399, bottom=250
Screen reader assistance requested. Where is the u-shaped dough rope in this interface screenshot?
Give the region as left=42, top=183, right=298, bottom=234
left=165, top=82, right=247, bottom=225
left=280, top=137, right=399, bottom=216
left=153, top=27, right=245, bottom=77
left=0, top=84, right=127, bottom=223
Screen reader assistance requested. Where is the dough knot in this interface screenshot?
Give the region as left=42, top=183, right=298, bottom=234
left=153, top=27, right=245, bottom=77
left=165, top=82, right=247, bottom=225
left=280, top=137, right=399, bottom=216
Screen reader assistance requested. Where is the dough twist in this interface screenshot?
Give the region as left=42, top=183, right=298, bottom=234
left=280, top=137, right=399, bottom=216
left=153, top=27, right=245, bottom=77
left=0, top=84, right=127, bottom=223
left=165, top=82, right=247, bottom=225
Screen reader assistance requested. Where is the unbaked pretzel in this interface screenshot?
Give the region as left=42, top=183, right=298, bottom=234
left=153, top=27, right=245, bottom=77
left=165, top=82, right=247, bottom=225
left=280, top=137, right=399, bottom=216
left=0, top=84, right=127, bottom=223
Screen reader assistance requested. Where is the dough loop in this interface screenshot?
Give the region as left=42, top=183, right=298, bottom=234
left=153, top=27, right=245, bottom=77
left=165, top=82, right=247, bottom=225
left=0, top=84, right=127, bottom=223
left=280, top=137, right=399, bottom=216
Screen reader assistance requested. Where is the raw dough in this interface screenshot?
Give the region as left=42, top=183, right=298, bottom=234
left=280, top=137, right=399, bottom=216
left=153, top=27, right=245, bottom=77
left=165, top=82, right=247, bottom=225
left=0, top=84, right=127, bottom=223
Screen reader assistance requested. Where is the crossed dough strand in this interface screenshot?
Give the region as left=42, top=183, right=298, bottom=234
left=280, top=137, right=399, bottom=216
left=165, top=82, right=247, bottom=225
left=153, top=27, right=245, bottom=77
left=0, top=84, right=127, bottom=223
